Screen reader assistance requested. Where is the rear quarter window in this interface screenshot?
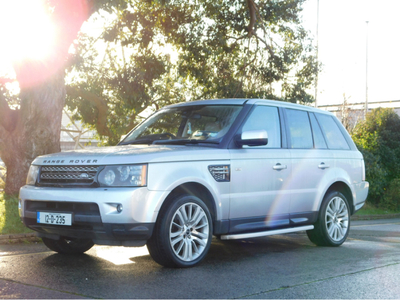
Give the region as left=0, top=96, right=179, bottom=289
left=315, top=113, right=350, bottom=150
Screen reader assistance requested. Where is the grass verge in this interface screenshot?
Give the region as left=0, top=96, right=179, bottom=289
left=0, top=192, right=33, bottom=235
left=356, top=202, right=400, bottom=215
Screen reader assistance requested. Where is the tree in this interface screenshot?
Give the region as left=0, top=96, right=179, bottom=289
left=352, top=108, right=400, bottom=207
left=0, top=0, right=124, bottom=195
left=66, top=0, right=317, bottom=145
left=1, top=0, right=316, bottom=194
left=336, top=94, right=363, bottom=134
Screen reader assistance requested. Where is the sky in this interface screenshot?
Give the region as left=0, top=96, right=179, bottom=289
left=301, top=0, right=400, bottom=107
left=1, top=0, right=400, bottom=109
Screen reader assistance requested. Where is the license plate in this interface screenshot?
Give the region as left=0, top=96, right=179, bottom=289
left=37, top=212, right=72, bottom=226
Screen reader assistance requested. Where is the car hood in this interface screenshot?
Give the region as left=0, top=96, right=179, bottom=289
left=32, top=145, right=229, bottom=166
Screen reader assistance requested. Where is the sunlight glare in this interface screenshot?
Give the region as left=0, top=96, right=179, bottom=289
left=93, top=246, right=150, bottom=266
left=0, top=0, right=55, bottom=69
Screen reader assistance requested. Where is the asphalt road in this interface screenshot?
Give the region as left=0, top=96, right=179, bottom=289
left=1, top=218, right=400, bottom=299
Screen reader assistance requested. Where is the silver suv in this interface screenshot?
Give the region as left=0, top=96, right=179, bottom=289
left=19, top=99, right=369, bottom=267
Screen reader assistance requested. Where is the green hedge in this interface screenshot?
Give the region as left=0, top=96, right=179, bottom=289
left=352, top=108, right=400, bottom=210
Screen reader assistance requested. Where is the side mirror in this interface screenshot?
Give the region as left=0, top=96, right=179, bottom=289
left=235, top=130, right=268, bottom=147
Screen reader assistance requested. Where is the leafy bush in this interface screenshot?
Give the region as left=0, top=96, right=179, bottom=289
left=380, top=178, right=400, bottom=211
left=357, top=147, right=388, bottom=205
left=352, top=108, right=400, bottom=210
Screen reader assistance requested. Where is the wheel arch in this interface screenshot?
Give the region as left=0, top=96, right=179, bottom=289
left=324, top=181, right=354, bottom=214
left=158, top=182, right=217, bottom=225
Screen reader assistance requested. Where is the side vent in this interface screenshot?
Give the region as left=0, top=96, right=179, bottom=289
left=208, top=165, right=230, bottom=182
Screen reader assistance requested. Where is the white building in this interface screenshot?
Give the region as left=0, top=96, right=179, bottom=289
left=318, top=100, right=400, bottom=132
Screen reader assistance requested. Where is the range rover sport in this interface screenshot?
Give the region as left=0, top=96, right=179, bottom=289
left=19, top=99, right=369, bottom=267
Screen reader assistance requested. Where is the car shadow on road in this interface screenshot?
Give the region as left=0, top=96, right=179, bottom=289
left=37, top=233, right=316, bottom=272
left=205, top=234, right=313, bottom=263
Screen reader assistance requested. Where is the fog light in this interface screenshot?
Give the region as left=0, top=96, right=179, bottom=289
left=117, top=204, right=123, bottom=213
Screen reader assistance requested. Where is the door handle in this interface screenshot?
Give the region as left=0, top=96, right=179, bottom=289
left=318, top=163, right=330, bottom=169
left=273, top=163, right=287, bottom=170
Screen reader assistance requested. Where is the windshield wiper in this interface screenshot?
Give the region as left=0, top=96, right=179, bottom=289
left=152, top=139, right=219, bottom=145
left=119, top=138, right=154, bottom=145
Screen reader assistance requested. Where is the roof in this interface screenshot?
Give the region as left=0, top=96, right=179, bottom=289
left=164, top=98, right=334, bottom=116
left=165, top=98, right=248, bottom=108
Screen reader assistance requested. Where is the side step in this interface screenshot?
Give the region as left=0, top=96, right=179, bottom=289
left=220, top=225, right=314, bottom=240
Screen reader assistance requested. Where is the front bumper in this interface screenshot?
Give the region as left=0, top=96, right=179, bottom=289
left=19, top=185, right=168, bottom=246
left=22, top=217, right=154, bottom=246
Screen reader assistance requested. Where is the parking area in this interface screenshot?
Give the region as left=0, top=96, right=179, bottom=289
left=1, top=218, right=400, bottom=299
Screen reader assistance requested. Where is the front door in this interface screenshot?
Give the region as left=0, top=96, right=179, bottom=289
left=229, top=105, right=291, bottom=233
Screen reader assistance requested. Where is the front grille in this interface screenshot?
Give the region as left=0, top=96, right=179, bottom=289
left=24, top=201, right=102, bottom=228
left=39, top=165, right=99, bottom=186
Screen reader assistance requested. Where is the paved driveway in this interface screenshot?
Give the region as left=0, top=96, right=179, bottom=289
left=0, top=218, right=400, bottom=299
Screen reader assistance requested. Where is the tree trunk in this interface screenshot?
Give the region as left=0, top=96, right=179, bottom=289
left=0, top=0, right=96, bottom=195
left=0, top=70, right=65, bottom=195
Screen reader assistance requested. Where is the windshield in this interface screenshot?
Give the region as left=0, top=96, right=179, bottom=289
left=120, top=105, right=242, bottom=145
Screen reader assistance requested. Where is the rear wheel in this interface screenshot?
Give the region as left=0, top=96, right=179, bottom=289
left=147, top=194, right=213, bottom=268
left=42, top=237, right=94, bottom=254
left=307, top=191, right=350, bottom=246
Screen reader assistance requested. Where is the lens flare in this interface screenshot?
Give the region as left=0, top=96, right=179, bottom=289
left=0, top=0, right=55, bottom=64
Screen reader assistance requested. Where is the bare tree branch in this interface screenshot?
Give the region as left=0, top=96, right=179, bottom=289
left=247, top=0, right=257, bottom=37
left=0, top=117, right=9, bottom=152
left=254, top=33, right=275, bottom=57
left=246, top=0, right=277, bottom=58
left=226, top=34, right=248, bottom=41
left=0, top=91, right=19, bottom=132
left=234, top=35, right=253, bottom=98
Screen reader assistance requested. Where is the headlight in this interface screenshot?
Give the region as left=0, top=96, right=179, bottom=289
left=98, top=164, right=147, bottom=187
left=26, top=165, right=39, bottom=185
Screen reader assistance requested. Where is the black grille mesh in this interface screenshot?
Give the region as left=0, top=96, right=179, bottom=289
left=39, top=166, right=99, bottom=185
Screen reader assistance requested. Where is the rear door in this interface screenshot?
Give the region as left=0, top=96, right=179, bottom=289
left=284, top=109, right=334, bottom=225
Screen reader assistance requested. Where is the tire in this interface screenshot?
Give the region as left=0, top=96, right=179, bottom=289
left=42, top=237, right=94, bottom=254
left=307, top=191, right=350, bottom=247
left=147, top=194, right=213, bottom=268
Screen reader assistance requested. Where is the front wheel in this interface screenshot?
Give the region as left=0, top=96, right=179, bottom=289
left=147, top=194, right=213, bottom=268
left=42, top=237, right=94, bottom=254
left=307, top=191, right=350, bottom=246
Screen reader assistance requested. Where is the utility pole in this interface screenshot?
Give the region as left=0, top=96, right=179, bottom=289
left=314, top=0, right=319, bottom=108
left=365, top=21, right=369, bottom=119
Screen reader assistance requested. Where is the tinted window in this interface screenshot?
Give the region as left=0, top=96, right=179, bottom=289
left=310, top=113, right=327, bottom=149
left=315, top=113, right=350, bottom=150
left=286, top=109, right=313, bottom=149
left=242, top=106, right=281, bottom=148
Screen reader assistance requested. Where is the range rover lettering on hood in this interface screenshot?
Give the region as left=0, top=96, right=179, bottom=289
left=43, top=159, right=98, bottom=164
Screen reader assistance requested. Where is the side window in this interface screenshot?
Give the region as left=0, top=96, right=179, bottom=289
left=242, top=106, right=281, bottom=148
left=315, top=113, right=350, bottom=150
left=286, top=109, right=313, bottom=149
left=310, top=113, right=327, bottom=149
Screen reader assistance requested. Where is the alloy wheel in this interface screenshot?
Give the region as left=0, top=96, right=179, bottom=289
left=325, top=196, right=349, bottom=241
left=169, top=202, right=210, bottom=262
